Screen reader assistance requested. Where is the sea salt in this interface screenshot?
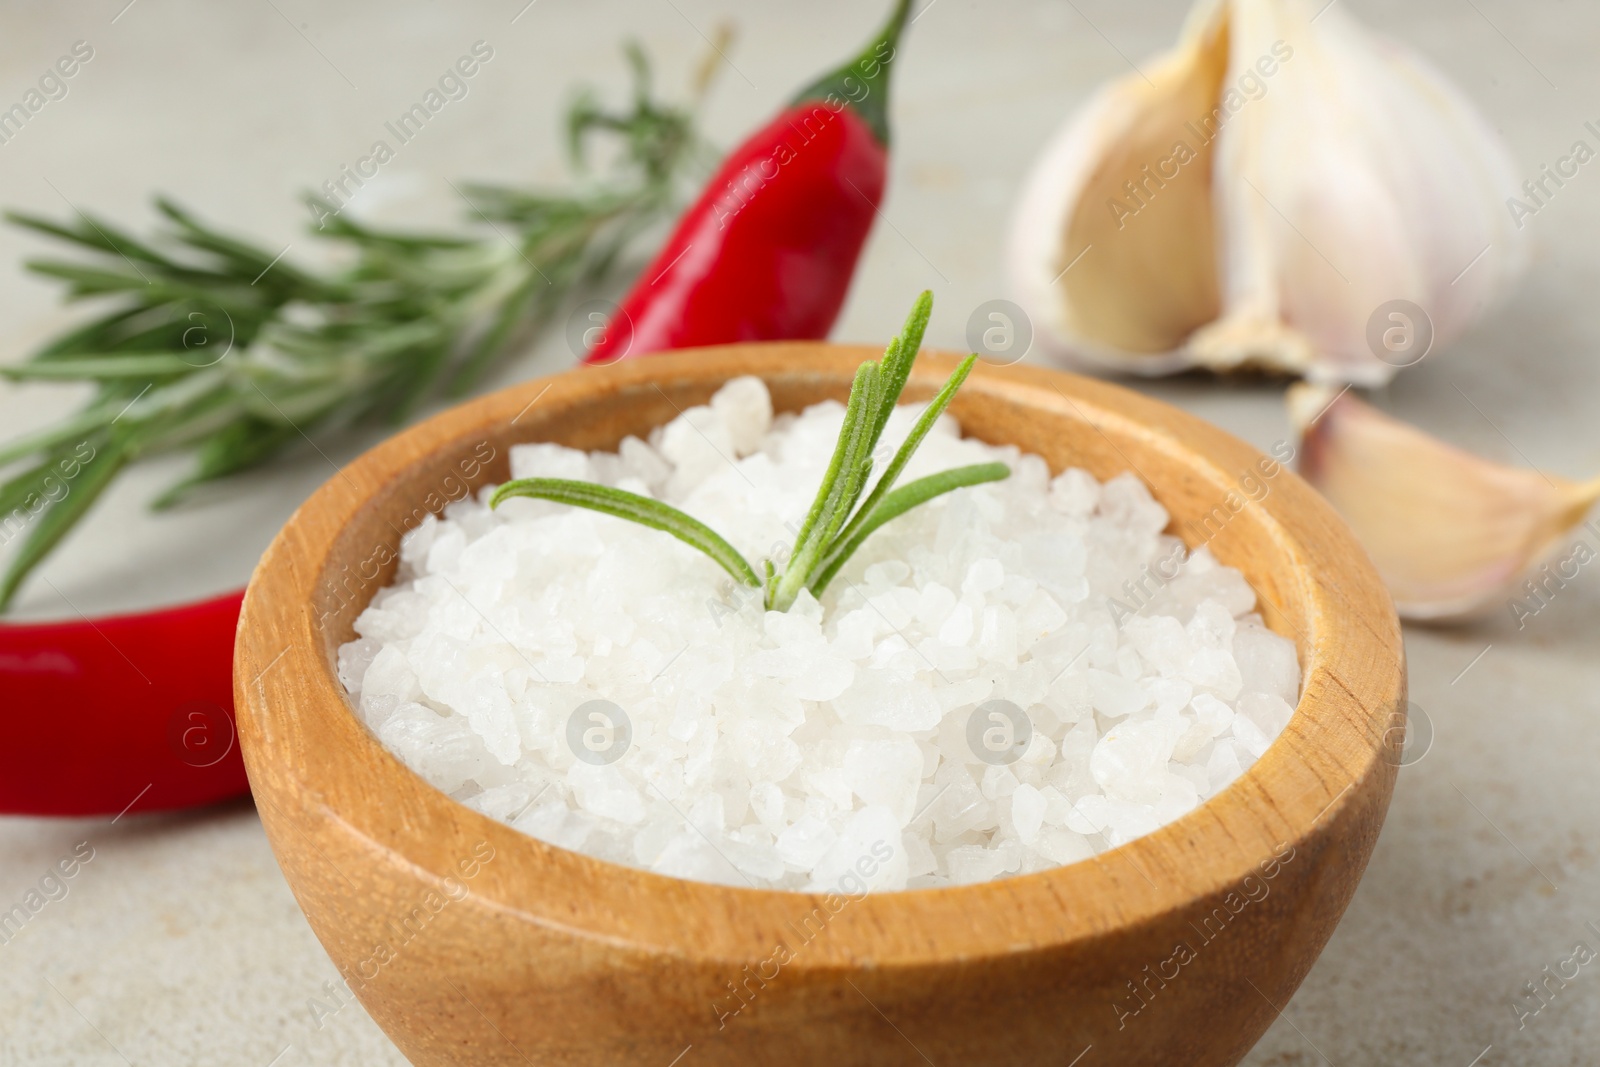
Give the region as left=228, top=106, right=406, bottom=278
left=342, top=377, right=1301, bottom=891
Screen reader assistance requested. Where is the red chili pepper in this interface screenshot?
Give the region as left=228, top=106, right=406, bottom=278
left=0, top=590, right=247, bottom=816
left=585, top=0, right=912, bottom=363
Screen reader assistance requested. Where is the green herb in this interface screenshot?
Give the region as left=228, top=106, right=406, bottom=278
left=0, top=43, right=716, bottom=612
left=490, top=291, right=1010, bottom=611
left=488, top=477, right=761, bottom=589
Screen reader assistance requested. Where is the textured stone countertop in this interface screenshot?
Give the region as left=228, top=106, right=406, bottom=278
left=2, top=0, right=1596, bottom=1063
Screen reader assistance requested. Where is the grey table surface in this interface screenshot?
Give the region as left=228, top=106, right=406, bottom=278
left=1, top=0, right=1596, bottom=1064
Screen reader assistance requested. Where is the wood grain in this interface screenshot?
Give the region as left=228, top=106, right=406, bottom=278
left=235, top=344, right=1405, bottom=1066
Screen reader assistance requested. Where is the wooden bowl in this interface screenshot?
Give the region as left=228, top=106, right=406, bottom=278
left=236, top=344, right=1404, bottom=1067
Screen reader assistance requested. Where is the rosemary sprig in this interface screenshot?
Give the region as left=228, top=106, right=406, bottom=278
left=489, top=291, right=1010, bottom=611
left=488, top=478, right=761, bottom=588
left=0, top=43, right=714, bottom=611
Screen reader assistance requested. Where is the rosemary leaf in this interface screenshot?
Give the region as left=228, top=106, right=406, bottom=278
left=30, top=305, right=149, bottom=361
left=772, top=360, right=880, bottom=611
left=0, top=405, right=117, bottom=469
left=490, top=478, right=760, bottom=588
left=0, top=455, right=65, bottom=523
left=0, top=431, right=132, bottom=611
left=448, top=272, right=543, bottom=397
left=817, top=362, right=883, bottom=546
left=1, top=354, right=198, bottom=380
left=5, top=209, right=176, bottom=266
left=151, top=419, right=300, bottom=510
left=22, top=261, right=175, bottom=298
left=156, top=198, right=325, bottom=292
left=866, top=288, right=933, bottom=447
left=808, top=462, right=1011, bottom=596
left=827, top=353, right=980, bottom=558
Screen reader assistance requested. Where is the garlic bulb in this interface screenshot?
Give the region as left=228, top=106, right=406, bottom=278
left=1288, top=384, right=1600, bottom=622
left=1009, top=0, right=1526, bottom=385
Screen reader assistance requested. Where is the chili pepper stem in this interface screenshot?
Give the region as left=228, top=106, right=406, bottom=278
left=789, top=0, right=914, bottom=146
left=581, top=0, right=913, bottom=365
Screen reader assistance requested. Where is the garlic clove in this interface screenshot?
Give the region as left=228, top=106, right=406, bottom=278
left=1009, top=0, right=1526, bottom=385
left=1288, top=384, right=1600, bottom=621
left=1008, top=0, right=1228, bottom=371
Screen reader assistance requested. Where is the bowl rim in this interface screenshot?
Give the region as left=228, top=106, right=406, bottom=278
left=236, top=341, right=1405, bottom=971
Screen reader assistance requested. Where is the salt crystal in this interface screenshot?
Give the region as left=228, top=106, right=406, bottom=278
left=1153, top=773, right=1202, bottom=823
left=337, top=637, right=379, bottom=695
left=935, top=603, right=974, bottom=649
left=1238, top=691, right=1294, bottom=736
left=932, top=768, right=989, bottom=843
left=618, top=435, right=672, bottom=490
left=657, top=407, right=737, bottom=498
left=1016, top=590, right=1068, bottom=646
left=509, top=442, right=592, bottom=482
left=915, top=583, right=959, bottom=629
left=654, top=833, right=744, bottom=886
left=378, top=703, right=489, bottom=794
left=1089, top=717, right=1186, bottom=805
left=1100, top=798, right=1160, bottom=845
left=1144, top=676, right=1194, bottom=718
left=1171, top=716, right=1211, bottom=763
left=945, top=843, right=1008, bottom=885
left=569, top=762, right=646, bottom=825
left=749, top=782, right=786, bottom=833
left=464, top=783, right=542, bottom=822
left=902, top=831, right=938, bottom=878
left=724, top=835, right=786, bottom=882
left=962, top=558, right=1005, bottom=596
left=1207, top=740, right=1245, bottom=788
left=1190, top=692, right=1235, bottom=737
left=1034, top=826, right=1095, bottom=865
left=1066, top=794, right=1110, bottom=835
left=980, top=764, right=1020, bottom=800
left=1047, top=468, right=1099, bottom=516
left=399, top=514, right=441, bottom=571
left=710, top=376, right=773, bottom=456
left=358, top=645, right=422, bottom=728
left=1230, top=711, right=1274, bottom=759
left=863, top=559, right=910, bottom=587
left=1010, top=783, right=1047, bottom=843
left=1235, top=624, right=1302, bottom=703
left=1099, top=472, right=1169, bottom=537
left=975, top=604, right=1019, bottom=667
left=1088, top=669, right=1151, bottom=717
left=519, top=799, right=593, bottom=853
left=844, top=738, right=923, bottom=823
left=1185, top=647, right=1243, bottom=699
left=806, top=805, right=906, bottom=892
left=424, top=525, right=467, bottom=575
left=776, top=814, right=837, bottom=869
left=834, top=669, right=941, bottom=731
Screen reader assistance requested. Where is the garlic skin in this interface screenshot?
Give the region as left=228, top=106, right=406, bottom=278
left=1009, top=0, right=1526, bottom=386
left=1288, top=385, right=1599, bottom=621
